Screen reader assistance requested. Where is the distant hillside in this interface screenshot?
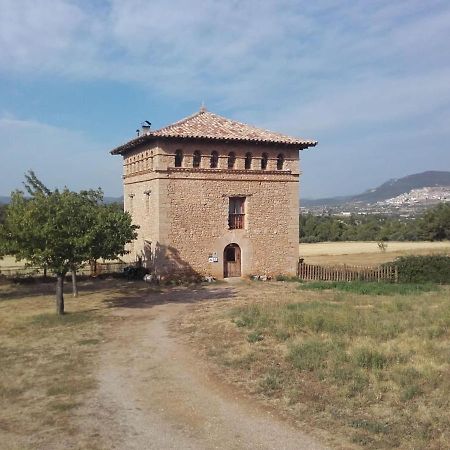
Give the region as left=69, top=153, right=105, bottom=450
left=352, top=171, right=450, bottom=203
left=303, top=171, right=450, bottom=207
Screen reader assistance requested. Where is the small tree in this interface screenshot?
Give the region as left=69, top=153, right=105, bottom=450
left=0, top=173, right=138, bottom=314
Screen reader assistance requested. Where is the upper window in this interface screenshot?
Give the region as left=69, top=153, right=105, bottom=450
left=175, top=149, right=183, bottom=167
left=210, top=151, right=219, bottom=168
left=277, top=153, right=285, bottom=170
left=193, top=150, right=201, bottom=168
left=229, top=197, right=245, bottom=229
left=228, top=152, right=236, bottom=169
left=245, top=152, right=252, bottom=170
left=261, top=153, right=268, bottom=170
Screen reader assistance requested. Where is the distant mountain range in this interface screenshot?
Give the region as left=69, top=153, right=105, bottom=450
left=303, top=171, right=450, bottom=207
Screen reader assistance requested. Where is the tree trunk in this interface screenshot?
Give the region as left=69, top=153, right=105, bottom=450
left=90, top=259, right=97, bottom=277
left=56, top=274, right=65, bottom=315
left=71, top=268, right=78, bottom=297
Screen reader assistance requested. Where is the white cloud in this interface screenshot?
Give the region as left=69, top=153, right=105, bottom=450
left=0, top=0, right=449, bottom=197
left=1, top=0, right=449, bottom=113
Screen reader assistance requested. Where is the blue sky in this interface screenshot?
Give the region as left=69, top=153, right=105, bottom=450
left=1, top=0, right=449, bottom=198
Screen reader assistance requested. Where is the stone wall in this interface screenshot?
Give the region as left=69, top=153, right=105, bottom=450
left=121, top=139, right=301, bottom=278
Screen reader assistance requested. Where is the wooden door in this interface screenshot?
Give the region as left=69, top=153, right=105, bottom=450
left=224, top=244, right=241, bottom=277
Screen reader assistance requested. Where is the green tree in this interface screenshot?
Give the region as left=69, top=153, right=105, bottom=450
left=0, top=173, right=138, bottom=314
left=419, top=203, right=450, bottom=241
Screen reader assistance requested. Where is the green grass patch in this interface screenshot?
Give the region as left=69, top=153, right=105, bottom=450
left=288, top=339, right=347, bottom=371
left=298, top=281, right=439, bottom=295
left=49, top=401, right=81, bottom=411
left=353, top=347, right=389, bottom=370
left=30, top=311, right=94, bottom=327
left=224, top=284, right=450, bottom=448
left=78, top=338, right=100, bottom=345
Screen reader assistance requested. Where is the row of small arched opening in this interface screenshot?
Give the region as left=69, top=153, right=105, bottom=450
left=175, top=150, right=285, bottom=170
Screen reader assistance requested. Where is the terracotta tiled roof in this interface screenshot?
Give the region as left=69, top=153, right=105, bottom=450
left=110, top=108, right=317, bottom=154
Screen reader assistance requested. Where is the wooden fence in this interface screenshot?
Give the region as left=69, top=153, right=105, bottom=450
left=298, top=262, right=398, bottom=283
left=0, top=261, right=136, bottom=278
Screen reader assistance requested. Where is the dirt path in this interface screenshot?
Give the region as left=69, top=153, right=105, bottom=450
left=86, top=285, right=326, bottom=450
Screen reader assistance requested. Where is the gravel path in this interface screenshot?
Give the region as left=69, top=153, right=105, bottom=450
left=87, top=286, right=327, bottom=450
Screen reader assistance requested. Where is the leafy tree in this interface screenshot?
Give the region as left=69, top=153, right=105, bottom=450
left=419, top=203, right=450, bottom=241
left=0, top=172, right=138, bottom=314
left=299, top=206, right=448, bottom=243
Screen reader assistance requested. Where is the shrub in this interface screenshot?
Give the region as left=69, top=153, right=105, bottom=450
left=385, top=255, right=450, bottom=284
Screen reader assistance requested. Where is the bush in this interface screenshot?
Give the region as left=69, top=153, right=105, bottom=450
left=385, top=255, right=450, bottom=284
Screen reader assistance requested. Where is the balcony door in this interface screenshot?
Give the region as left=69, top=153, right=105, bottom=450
left=229, top=197, right=245, bottom=229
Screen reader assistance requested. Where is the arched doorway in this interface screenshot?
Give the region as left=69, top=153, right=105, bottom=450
left=223, top=244, right=241, bottom=278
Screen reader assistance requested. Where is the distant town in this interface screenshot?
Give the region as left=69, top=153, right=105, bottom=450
left=301, top=171, right=450, bottom=218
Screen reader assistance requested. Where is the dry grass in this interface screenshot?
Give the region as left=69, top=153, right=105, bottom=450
left=179, top=281, right=450, bottom=449
left=0, top=255, right=26, bottom=268
left=0, top=278, right=146, bottom=450
left=299, top=241, right=450, bottom=266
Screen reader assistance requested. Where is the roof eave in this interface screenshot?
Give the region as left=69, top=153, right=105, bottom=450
left=109, top=134, right=156, bottom=155
left=110, top=134, right=317, bottom=155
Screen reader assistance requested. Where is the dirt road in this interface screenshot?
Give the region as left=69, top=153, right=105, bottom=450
left=86, top=285, right=326, bottom=450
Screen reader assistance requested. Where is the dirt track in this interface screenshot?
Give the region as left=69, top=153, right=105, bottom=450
left=84, top=285, right=326, bottom=450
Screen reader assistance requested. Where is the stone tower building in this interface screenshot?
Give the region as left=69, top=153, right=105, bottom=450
left=110, top=108, right=317, bottom=279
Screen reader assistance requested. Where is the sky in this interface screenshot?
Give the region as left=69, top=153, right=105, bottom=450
left=0, top=0, right=449, bottom=199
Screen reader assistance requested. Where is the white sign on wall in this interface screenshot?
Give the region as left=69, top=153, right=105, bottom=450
left=209, top=252, right=219, bottom=263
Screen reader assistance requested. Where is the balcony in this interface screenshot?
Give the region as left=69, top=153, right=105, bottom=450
left=228, top=213, right=245, bottom=229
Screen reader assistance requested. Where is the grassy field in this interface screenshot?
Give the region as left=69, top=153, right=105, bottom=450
left=0, top=278, right=145, bottom=450
left=299, top=241, right=450, bottom=266
left=2, top=256, right=450, bottom=449
left=179, top=281, right=450, bottom=449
